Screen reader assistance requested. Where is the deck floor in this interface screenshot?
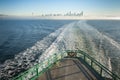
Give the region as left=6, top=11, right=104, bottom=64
left=36, top=59, right=98, bottom=80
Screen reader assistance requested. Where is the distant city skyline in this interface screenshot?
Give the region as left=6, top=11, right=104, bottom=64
left=0, top=0, right=120, bottom=17
left=33, top=11, right=83, bottom=16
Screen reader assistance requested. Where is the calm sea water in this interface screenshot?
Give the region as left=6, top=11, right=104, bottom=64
left=87, top=20, right=120, bottom=43
left=0, top=19, right=74, bottom=63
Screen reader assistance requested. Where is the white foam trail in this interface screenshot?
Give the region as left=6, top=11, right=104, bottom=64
left=39, top=20, right=120, bottom=76
left=39, top=22, right=76, bottom=61
left=39, top=21, right=85, bottom=61
left=103, top=34, right=120, bottom=49
left=0, top=25, right=64, bottom=79
left=108, top=57, right=112, bottom=71
left=78, top=21, right=120, bottom=75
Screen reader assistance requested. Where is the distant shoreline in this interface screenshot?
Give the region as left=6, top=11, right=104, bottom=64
left=0, top=16, right=120, bottom=20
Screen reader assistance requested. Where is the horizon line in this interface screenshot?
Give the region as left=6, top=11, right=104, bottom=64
left=0, top=15, right=120, bottom=20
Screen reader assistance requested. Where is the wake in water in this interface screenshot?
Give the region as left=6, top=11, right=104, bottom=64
left=0, top=25, right=65, bottom=79
left=0, top=20, right=120, bottom=79
left=39, top=20, right=120, bottom=76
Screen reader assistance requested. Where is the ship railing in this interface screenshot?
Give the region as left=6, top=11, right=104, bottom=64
left=12, top=50, right=120, bottom=80
left=12, top=51, right=67, bottom=80
left=66, top=50, right=120, bottom=80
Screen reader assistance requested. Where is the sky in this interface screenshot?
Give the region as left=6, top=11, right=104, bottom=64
left=0, top=0, right=120, bottom=17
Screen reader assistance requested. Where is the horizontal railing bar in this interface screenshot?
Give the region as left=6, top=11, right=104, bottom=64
left=66, top=50, right=120, bottom=79
left=75, top=50, right=120, bottom=79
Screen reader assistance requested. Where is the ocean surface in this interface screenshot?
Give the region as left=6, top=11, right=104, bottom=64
left=0, top=19, right=74, bottom=63
left=0, top=19, right=120, bottom=79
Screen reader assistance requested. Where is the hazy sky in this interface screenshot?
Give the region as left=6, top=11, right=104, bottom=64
left=0, top=0, right=120, bottom=16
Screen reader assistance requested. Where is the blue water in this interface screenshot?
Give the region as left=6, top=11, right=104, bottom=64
left=0, top=19, right=74, bottom=63
left=87, top=20, right=120, bottom=43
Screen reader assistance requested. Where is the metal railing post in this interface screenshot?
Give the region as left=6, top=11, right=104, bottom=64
left=84, top=54, right=86, bottom=61
left=100, top=67, right=102, bottom=76
left=20, top=76, right=22, bottom=80
left=112, top=74, right=116, bottom=80
left=36, top=65, right=39, bottom=76
left=91, top=60, right=93, bottom=67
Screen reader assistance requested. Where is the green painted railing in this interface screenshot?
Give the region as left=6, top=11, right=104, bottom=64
left=67, top=50, right=120, bottom=80
left=12, top=51, right=67, bottom=80
left=12, top=50, right=120, bottom=80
